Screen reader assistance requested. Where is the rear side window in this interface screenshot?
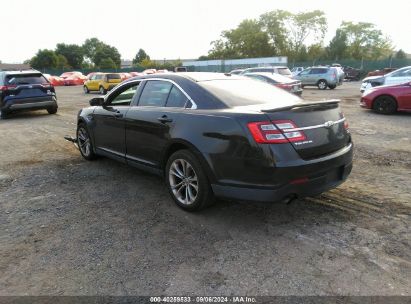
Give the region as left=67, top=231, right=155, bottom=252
left=138, top=80, right=172, bottom=107
left=5, top=74, right=48, bottom=85
left=106, top=74, right=121, bottom=80
left=166, top=85, right=188, bottom=108
left=310, top=68, right=327, bottom=74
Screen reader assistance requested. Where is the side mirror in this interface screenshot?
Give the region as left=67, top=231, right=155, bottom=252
left=89, top=97, right=104, bottom=106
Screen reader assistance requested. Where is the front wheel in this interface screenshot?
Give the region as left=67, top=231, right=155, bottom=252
left=317, top=80, right=328, bottom=90
left=99, top=86, right=107, bottom=95
left=47, top=106, right=58, bottom=114
left=77, top=124, right=97, bottom=160
left=83, top=86, right=89, bottom=94
left=373, top=96, right=397, bottom=114
left=165, top=150, right=214, bottom=211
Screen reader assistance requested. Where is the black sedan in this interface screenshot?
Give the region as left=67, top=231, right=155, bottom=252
left=72, top=73, right=353, bottom=211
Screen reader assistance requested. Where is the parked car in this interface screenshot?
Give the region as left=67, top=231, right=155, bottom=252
left=294, top=66, right=342, bottom=90
left=229, top=69, right=245, bottom=75
left=129, top=72, right=144, bottom=77
left=360, top=82, right=411, bottom=114
left=60, top=71, right=82, bottom=79
left=343, top=66, right=361, bottom=81
left=240, top=66, right=293, bottom=78
left=120, top=73, right=132, bottom=81
left=244, top=72, right=303, bottom=96
left=360, top=66, right=411, bottom=93
left=44, top=74, right=65, bottom=86
left=367, top=68, right=397, bottom=77
left=291, top=67, right=304, bottom=76
left=0, top=70, right=58, bottom=119
left=83, top=73, right=122, bottom=94
left=64, top=74, right=87, bottom=86
left=142, top=69, right=157, bottom=74
left=71, top=72, right=353, bottom=211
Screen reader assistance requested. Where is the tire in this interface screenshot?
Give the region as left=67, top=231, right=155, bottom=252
left=77, top=123, right=97, bottom=160
left=165, top=150, right=214, bottom=211
left=83, top=86, right=89, bottom=94
left=317, top=80, right=328, bottom=90
left=47, top=106, right=58, bottom=114
left=373, top=96, right=397, bottom=115
left=328, top=85, right=336, bottom=89
left=99, top=86, right=106, bottom=95
left=0, top=109, right=8, bottom=119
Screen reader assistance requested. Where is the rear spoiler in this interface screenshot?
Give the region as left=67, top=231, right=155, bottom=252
left=261, top=99, right=340, bottom=113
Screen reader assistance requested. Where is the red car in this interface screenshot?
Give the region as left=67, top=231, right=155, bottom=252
left=244, top=72, right=303, bottom=96
left=60, top=71, right=87, bottom=86
left=44, top=74, right=65, bottom=86
left=360, top=82, right=411, bottom=114
left=129, top=72, right=144, bottom=77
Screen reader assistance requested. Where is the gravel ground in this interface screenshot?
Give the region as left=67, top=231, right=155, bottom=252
left=0, top=82, right=410, bottom=296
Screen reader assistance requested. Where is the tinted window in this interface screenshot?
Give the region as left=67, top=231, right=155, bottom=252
left=199, top=79, right=300, bottom=107
left=166, top=85, right=188, bottom=108
left=109, top=84, right=138, bottom=106
left=138, top=80, right=172, bottom=107
left=106, top=73, right=121, bottom=80
left=5, top=74, right=48, bottom=85
left=245, top=74, right=271, bottom=83
left=310, top=68, right=327, bottom=74
left=95, top=74, right=103, bottom=80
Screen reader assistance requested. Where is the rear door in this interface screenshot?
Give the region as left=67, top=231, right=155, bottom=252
left=297, top=68, right=312, bottom=85
left=92, top=82, right=139, bottom=161
left=3, top=73, right=54, bottom=104
left=125, top=80, right=189, bottom=167
left=263, top=102, right=350, bottom=160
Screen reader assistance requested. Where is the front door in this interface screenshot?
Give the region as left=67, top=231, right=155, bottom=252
left=92, top=83, right=139, bottom=161
left=125, top=80, right=189, bottom=168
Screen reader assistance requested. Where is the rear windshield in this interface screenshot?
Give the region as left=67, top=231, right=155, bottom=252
left=106, top=74, right=121, bottom=80
left=5, top=74, right=48, bottom=85
left=277, top=68, right=292, bottom=76
left=199, top=79, right=300, bottom=107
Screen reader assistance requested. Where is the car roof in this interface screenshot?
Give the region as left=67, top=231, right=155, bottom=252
left=245, top=66, right=289, bottom=70
left=244, top=72, right=294, bottom=83
left=2, top=69, right=42, bottom=75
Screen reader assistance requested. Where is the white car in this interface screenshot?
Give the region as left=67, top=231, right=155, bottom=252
left=291, top=67, right=304, bottom=76
left=361, top=66, right=411, bottom=93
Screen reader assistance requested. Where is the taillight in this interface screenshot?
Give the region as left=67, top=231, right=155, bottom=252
left=0, top=85, right=16, bottom=90
left=247, top=120, right=306, bottom=144
left=341, top=112, right=349, bottom=130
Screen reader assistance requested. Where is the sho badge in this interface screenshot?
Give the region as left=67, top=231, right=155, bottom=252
left=294, top=140, right=313, bottom=145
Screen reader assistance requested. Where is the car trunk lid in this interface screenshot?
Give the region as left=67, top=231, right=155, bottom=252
left=259, top=100, right=350, bottom=160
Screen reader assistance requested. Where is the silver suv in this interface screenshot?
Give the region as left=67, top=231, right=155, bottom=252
left=293, top=67, right=343, bottom=90
left=240, top=66, right=292, bottom=77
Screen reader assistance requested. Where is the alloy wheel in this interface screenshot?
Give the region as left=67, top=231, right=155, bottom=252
left=169, top=158, right=199, bottom=205
left=77, top=127, right=91, bottom=157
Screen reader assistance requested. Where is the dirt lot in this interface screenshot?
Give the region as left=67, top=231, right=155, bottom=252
left=0, top=82, right=410, bottom=296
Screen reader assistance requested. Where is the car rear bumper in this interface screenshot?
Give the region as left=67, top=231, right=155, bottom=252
left=211, top=143, right=353, bottom=203
left=2, top=97, right=57, bottom=111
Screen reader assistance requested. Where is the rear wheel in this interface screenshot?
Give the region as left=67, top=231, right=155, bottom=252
left=373, top=96, right=397, bottom=114
left=317, top=80, right=328, bottom=90
left=47, top=106, right=58, bottom=114
left=83, top=86, right=89, bottom=94
left=166, top=150, right=214, bottom=211
left=77, top=123, right=97, bottom=160
left=0, top=109, right=8, bottom=119
left=99, top=86, right=106, bottom=95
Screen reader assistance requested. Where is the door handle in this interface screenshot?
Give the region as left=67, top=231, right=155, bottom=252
left=157, top=115, right=173, bottom=123
left=114, top=111, right=123, bottom=118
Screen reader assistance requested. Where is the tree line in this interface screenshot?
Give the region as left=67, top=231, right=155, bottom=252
left=199, top=10, right=406, bottom=62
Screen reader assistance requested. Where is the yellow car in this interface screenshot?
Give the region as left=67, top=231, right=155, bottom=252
left=83, top=73, right=122, bottom=94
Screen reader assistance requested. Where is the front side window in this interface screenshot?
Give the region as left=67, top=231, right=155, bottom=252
left=108, top=84, right=139, bottom=106
left=166, top=85, right=189, bottom=108
left=138, top=80, right=172, bottom=107
left=391, top=68, right=411, bottom=77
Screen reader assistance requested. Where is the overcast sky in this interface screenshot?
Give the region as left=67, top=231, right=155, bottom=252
left=1, top=0, right=410, bottom=63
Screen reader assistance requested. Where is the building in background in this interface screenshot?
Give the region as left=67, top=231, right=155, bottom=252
left=0, top=63, right=31, bottom=71
left=182, top=57, right=288, bottom=72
